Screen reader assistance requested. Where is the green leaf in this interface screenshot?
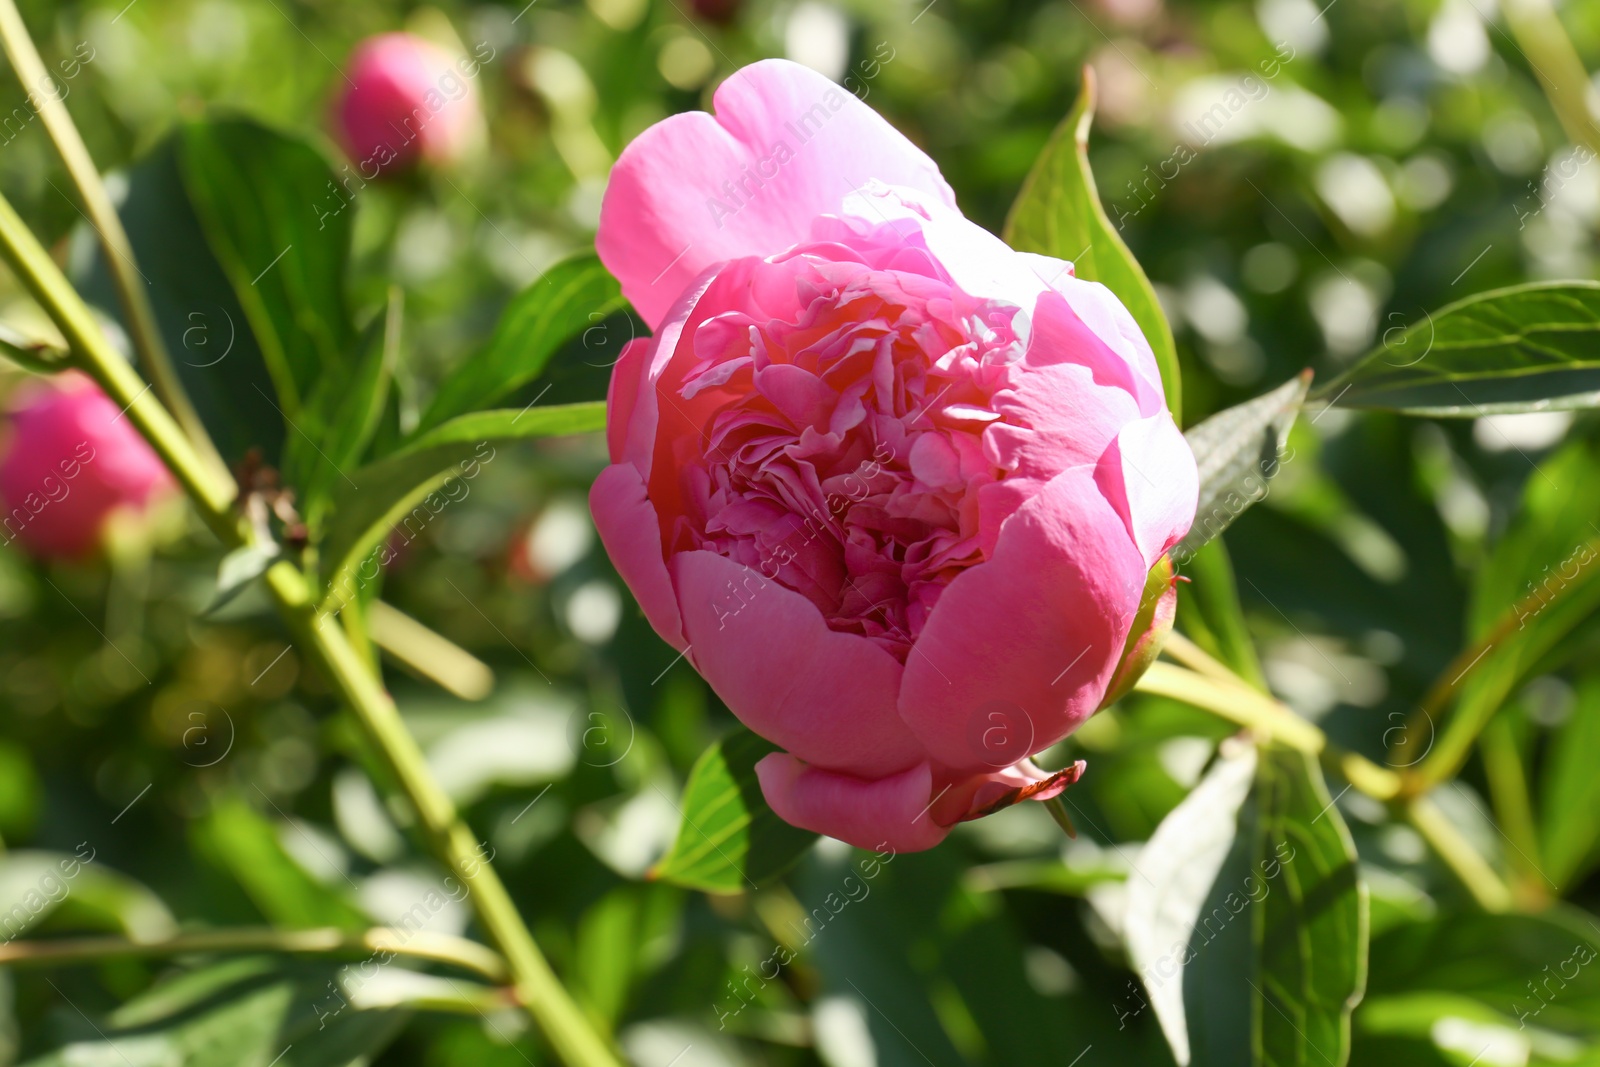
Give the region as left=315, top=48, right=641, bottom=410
left=318, top=403, right=606, bottom=608
left=1316, top=281, right=1600, bottom=416
left=1539, top=673, right=1600, bottom=889
left=1126, top=740, right=1258, bottom=1065
left=20, top=957, right=406, bottom=1067
left=1174, top=372, right=1311, bottom=562
left=1362, top=907, right=1600, bottom=1043
left=419, top=254, right=625, bottom=432
left=178, top=116, right=354, bottom=418
left=1003, top=65, right=1181, bottom=419
left=1421, top=427, right=1600, bottom=791
left=1248, top=746, right=1367, bottom=1067
left=0, top=322, right=66, bottom=374
left=291, top=287, right=403, bottom=527
left=77, top=136, right=286, bottom=465
left=193, top=795, right=367, bottom=931
left=0, top=850, right=175, bottom=942
left=648, top=727, right=817, bottom=894
left=1129, top=743, right=1366, bottom=1067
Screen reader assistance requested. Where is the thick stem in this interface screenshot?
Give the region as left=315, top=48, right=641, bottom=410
left=1404, top=796, right=1514, bottom=912
left=1139, top=658, right=1523, bottom=909
left=0, top=188, right=619, bottom=1067
left=265, top=565, right=620, bottom=1067
left=1134, top=661, right=1326, bottom=753
left=0, top=927, right=508, bottom=983
left=0, top=0, right=226, bottom=481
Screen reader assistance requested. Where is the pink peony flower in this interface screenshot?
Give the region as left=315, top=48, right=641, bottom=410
left=592, top=59, right=1197, bottom=851
left=335, top=33, right=483, bottom=175
left=0, top=373, right=176, bottom=560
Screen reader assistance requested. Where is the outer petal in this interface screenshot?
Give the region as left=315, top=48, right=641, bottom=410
left=673, top=550, right=926, bottom=778
left=605, top=337, right=652, bottom=464
left=1018, top=251, right=1168, bottom=418
left=756, top=754, right=949, bottom=852
left=590, top=463, right=686, bottom=650
left=983, top=289, right=1147, bottom=496
left=835, top=184, right=1050, bottom=313
left=1093, top=412, right=1198, bottom=571
left=898, top=465, right=1148, bottom=773
left=597, top=59, right=956, bottom=328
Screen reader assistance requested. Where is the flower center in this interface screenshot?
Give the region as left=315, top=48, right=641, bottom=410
left=672, top=256, right=1025, bottom=660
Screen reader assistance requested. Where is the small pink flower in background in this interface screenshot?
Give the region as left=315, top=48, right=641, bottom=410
left=592, top=60, right=1197, bottom=851
left=0, top=373, right=176, bottom=560
left=335, top=32, right=482, bottom=175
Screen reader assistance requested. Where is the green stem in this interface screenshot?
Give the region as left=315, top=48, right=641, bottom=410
left=1139, top=658, right=1521, bottom=909
left=369, top=599, right=495, bottom=701
left=0, top=187, right=620, bottom=1067
left=1501, top=0, right=1600, bottom=155
left=1134, top=661, right=1326, bottom=753
left=0, top=926, right=508, bottom=983
left=0, top=0, right=227, bottom=482
left=1404, top=796, right=1514, bottom=912
left=267, top=563, right=619, bottom=1066
left=1479, top=714, right=1550, bottom=906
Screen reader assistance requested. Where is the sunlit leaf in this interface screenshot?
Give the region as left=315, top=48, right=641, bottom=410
left=208, top=543, right=280, bottom=614
left=1127, top=741, right=1258, bottom=1065
left=292, top=288, right=402, bottom=526
left=419, top=254, right=626, bottom=432
left=1174, top=372, right=1310, bottom=562
left=1130, top=743, right=1366, bottom=1067
left=649, top=727, right=816, bottom=894
left=1541, top=674, right=1600, bottom=888
left=1248, top=746, right=1366, bottom=1067
left=1317, top=281, right=1600, bottom=416
left=1003, top=66, right=1181, bottom=419
left=0, top=850, right=175, bottom=942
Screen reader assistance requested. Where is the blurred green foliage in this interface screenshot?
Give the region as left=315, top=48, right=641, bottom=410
left=1, top=0, right=1600, bottom=1064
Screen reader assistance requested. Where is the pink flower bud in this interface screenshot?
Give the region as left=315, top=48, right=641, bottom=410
left=335, top=32, right=481, bottom=175
left=0, top=373, right=176, bottom=559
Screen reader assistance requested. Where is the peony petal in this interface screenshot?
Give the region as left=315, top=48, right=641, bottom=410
left=1093, top=412, right=1198, bottom=571
left=897, top=465, right=1149, bottom=773
left=755, top=753, right=949, bottom=852
left=606, top=337, right=652, bottom=464
left=598, top=59, right=957, bottom=329
left=1018, top=252, right=1168, bottom=418
left=835, top=184, right=1050, bottom=314
left=673, top=549, right=926, bottom=778
left=620, top=264, right=725, bottom=482
left=983, top=289, right=1146, bottom=488
left=590, top=463, right=686, bottom=650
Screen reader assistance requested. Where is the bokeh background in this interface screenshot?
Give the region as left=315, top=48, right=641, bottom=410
left=0, top=0, right=1598, bottom=1063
